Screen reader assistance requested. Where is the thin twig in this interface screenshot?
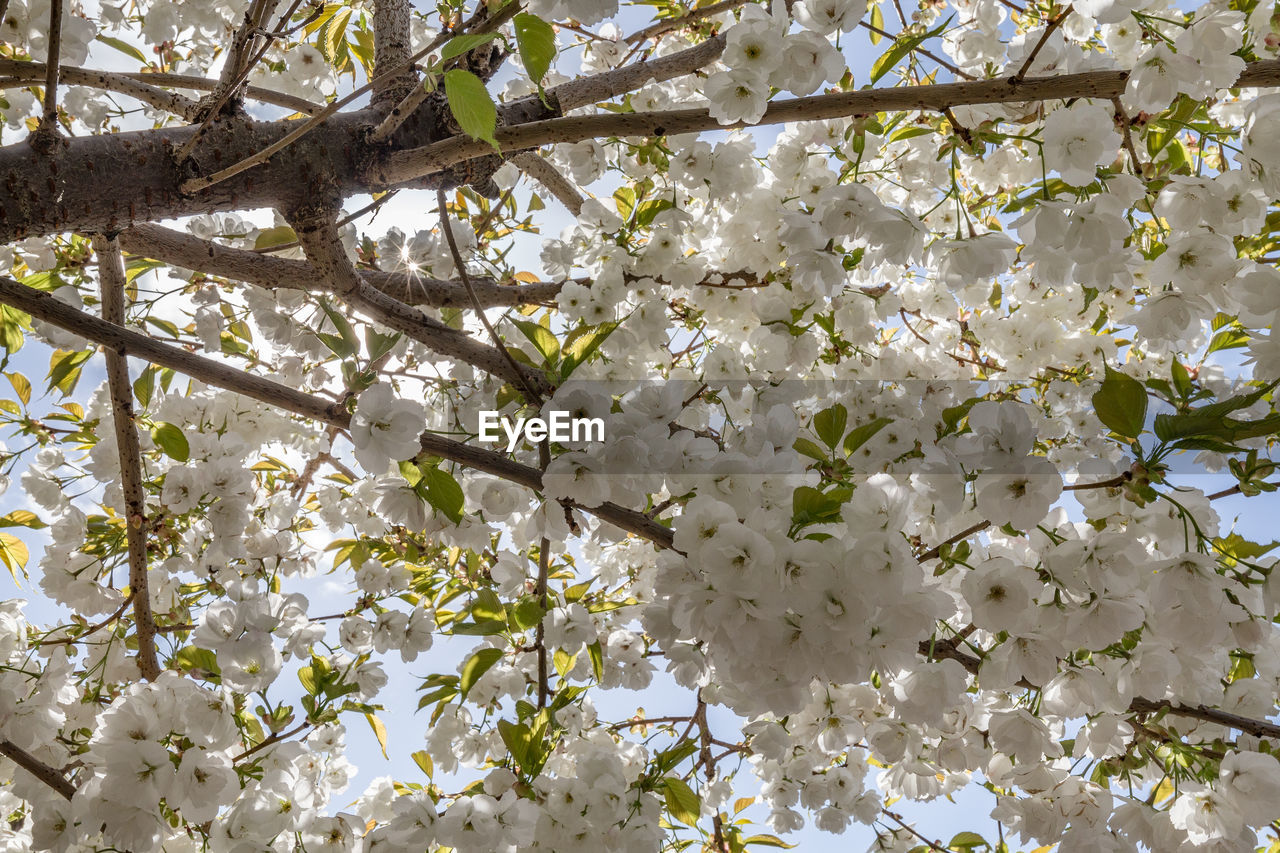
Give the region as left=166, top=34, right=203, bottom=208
left=38, top=0, right=63, bottom=134
left=287, top=207, right=550, bottom=393
left=1011, top=4, right=1074, bottom=85
left=915, top=520, right=991, bottom=562
left=1112, top=96, right=1145, bottom=173
left=369, top=2, right=521, bottom=142
left=536, top=534, right=550, bottom=708
left=174, top=0, right=292, bottom=161
left=860, top=20, right=975, bottom=81
left=38, top=593, right=135, bottom=646
left=436, top=188, right=545, bottom=406
left=0, top=274, right=673, bottom=547
left=624, top=0, right=750, bottom=44
left=94, top=236, right=161, bottom=681
left=120, top=221, right=562, bottom=308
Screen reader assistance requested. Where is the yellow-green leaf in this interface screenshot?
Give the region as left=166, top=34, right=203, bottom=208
left=0, top=533, right=27, bottom=582
left=662, top=776, right=701, bottom=826
left=151, top=422, right=190, bottom=462
left=460, top=647, right=504, bottom=698
left=365, top=712, right=388, bottom=759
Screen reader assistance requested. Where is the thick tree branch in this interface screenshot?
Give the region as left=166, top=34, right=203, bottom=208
left=511, top=152, right=584, bottom=216
left=0, top=739, right=76, bottom=800
left=12, top=58, right=1279, bottom=260
left=372, top=0, right=415, bottom=109
left=376, top=60, right=1280, bottom=186
left=94, top=236, right=162, bottom=681
left=180, top=2, right=521, bottom=195
left=117, top=223, right=562, bottom=308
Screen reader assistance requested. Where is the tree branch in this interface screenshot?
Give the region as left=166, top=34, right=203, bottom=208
left=0, top=739, right=76, bottom=800
left=624, top=0, right=748, bottom=44
left=0, top=274, right=673, bottom=546
left=0, top=60, right=201, bottom=119
left=118, top=223, right=562, bottom=308
left=37, top=0, right=63, bottom=136
left=435, top=187, right=544, bottom=405
left=510, top=152, right=584, bottom=216
left=93, top=236, right=161, bottom=681
left=375, top=60, right=1280, bottom=186
left=371, top=0, right=416, bottom=109
left=180, top=1, right=521, bottom=195
left=926, top=638, right=1280, bottom=740
left=285, top=207, right=552, bottom=395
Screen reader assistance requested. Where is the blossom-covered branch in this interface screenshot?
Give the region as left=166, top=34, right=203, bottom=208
left=93, top=236, right=162, bottom=681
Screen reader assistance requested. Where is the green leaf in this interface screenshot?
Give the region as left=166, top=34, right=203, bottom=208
left=813, top=404, right=847, bottom=449
left=511, top=317, right=560, bottom=365
left=792, top=486, right=852, bottom=528
left=1206, top=328, right=1251, bottom=354
left=870, top=16, right=951, bottom=83
left=793, top=437, right=829, bottom=462
left=420, top=466, right=464, bottom=523
left=438, top=32, right=499, bottom=63
left=948, top=832, right=988, bottom=850
left=497, top=718, right=546, bottom=775
left=1215, top=532, right=1280, bottom=563
left=869, top=4, right=884, bottom=42
left=95, top=34, right=148, bottom=64
left=151, top=422, right=190, bottom=462
left=514, top=13, right=556, bottom=85
left=662, top=776, right=702, bottom=826
left=48, top=348, right=92, bottom=397
left=317, top=299, right=360, bottom=359
left=844, top=416, right=893, bottom=454
left=133, top=367, right=155, bottom=409
left=444, top=69, right=499, bottom=151
left=587, top=640, right=604, bottom=681
left=1171, top=360, right=1192, bottom=399
left=5, top=372, right=29, bottom=406
left=560, top=321, right=618, bottom=378
left=173, top=645, right=220, bottom=677
left=509, top=597, right=545, bottom=631
left=459, top=647, right=504, bottom=699
left=254, top=225, right=297, bottom=250
left=1092, top=364, right=1147, bottom=439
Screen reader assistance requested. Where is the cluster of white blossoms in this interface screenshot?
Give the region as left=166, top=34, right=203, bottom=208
left=5, top=0, right=1280, bottom=850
